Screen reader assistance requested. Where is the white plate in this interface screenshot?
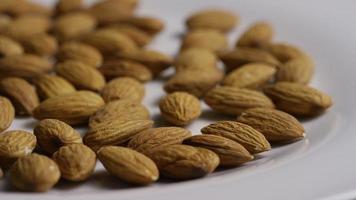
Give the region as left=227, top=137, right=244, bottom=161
left=2, top=0, right=356, bottom=199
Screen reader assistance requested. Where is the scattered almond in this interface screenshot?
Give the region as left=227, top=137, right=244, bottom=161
left=121, top=16, right=164, bottom=35
left=22, top=34, right=58, bottom=56
left=55, top=0, right=82, bottom=14
left=0, top=35, right=23, bottom=57
left=57, top=42, right=103, bottom=67
left=181, top=29, right=228, bottom=53
left=236, top=21, right=274, bottom=48
left=0, top=96, right=14, bottom=133
left=105, top=24, right=152, bottom=47
left=265, top=42, right=308, bottom=62
left=32, top=74, right=76, bottom=100
left=276, top=58, right=314, bottom=84
left=101, top=77, right=145, bottom=103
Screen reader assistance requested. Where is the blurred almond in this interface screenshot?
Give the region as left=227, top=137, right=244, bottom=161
left=236, top=21, right=274, bottom=48
left=181, top=29, right=228, bottom=53
left=105, top=24, right=152, bottom=47
left=265, top=43, right=308, bottom=63
left=57, top=42, right=102, bottom=67
left=276, top=58, right=314, bottom=84
left=22, top=34, right=58, bottom=56
left=0, top=35, right=23, bottom=57
left=121, top=16, right=164, bottom=35
left=0, top=96, right=14, bottom=133
left=55, top=0, right=82, bottom=14
left=101, top=77, right=144, bottom=103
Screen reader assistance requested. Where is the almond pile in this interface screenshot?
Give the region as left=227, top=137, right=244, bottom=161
left=0, top=0, right=333, bottom=192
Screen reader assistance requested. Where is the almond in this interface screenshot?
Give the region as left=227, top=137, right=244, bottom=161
left=183, top=134, right=254, bottom=166
left=32, top=74, right=76, bottom=100
left=204, top=86, right=274, bottom=115
left=238, top=108, right=305, bottom=142
left=128, top=127, right=192, bottom=154
left=201, top=121, right=271, bottom=154
left=147, top=144, right=219, bottom=180
left=174, top=48, right=218, bottom=72
left=33, top=91, right=105, bottom=125
left=180, top=29, right=228, bottom=53
left=159, top=92, right=201, bottom=126
left=0, top=96, right=14, bottom=133
left=121, top=16, right=164, bottom=35
left=264, top=82, right=333, bottom=116
left=0, top=35, right=23, bottom=57
left=265, top=43, right=308, bottom=62
left=22, top=34, right=58, bottom=56
left=0, top=77, right=39, bottom=115
left=105, top=24, right=152, bottom=47
left=34, top=119, right=82, bottom=154
left=56, top=60, right=106, bottom=92
left=101, top=77, right=144, bottom=103
left=55, top=0, right=82, bottom=14
left=5, top=0, right=51, bottom=17
left=57, top=42, right=103, bottom=67
left=98, top=146, right=159, bottom=185
left=276, top=58, right=314, bottom=84
left=236, top=21, right=274, bottom=48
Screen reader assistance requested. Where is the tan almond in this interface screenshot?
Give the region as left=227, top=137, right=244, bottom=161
left=57, top=42, right=103, bottom=67
left=147, top=144, right=219, bottom=180
left=56, top=60, right=106, bottom=92
left=105, top=24, right=152, bottom=47
left=10, top=153, right=60, bottom=192
left=186, top=9, right=238, bottom=32
left=89, top=99, right=150, bottom=129
left=0, top=77, right=39, bottom=115
left=183, top=134, right=254, bottom=166
left=0, top=35, right=23, bottom=57
left=204, top=86, right=274, bottom=115
left=265, top=43, right=308, bottom=62
left=32, top=74, right=76, bottom=100
left=82, top=29, right=138, bottom=55
left=22, top=34, right=58, bottom=57
left=238, top=108, right=305, bottom=142
left=159, top=92, right=201, bottom=126
left=0, top=54, right=52, bottom=79
left=33, top=91, right=105, bottom=125
left=236, top=21, right=274, bottom=48
left=222, top=63, right=276, bottom=89
left=264, top=82, right=333, bottom=116
left=116, top=49, right=173, bottom=76
left=55, top=0, right=82, bottom=14
left=99, top=59, right=152, bottom=82
left=5, top=0, right=51, bottom=17
left=34, top=119, right=82, bottom=155
left=121, top=16, right=164, bottom=35
left=101, top=77, right=144, bottom=103
left=53, top=144, right=96, bottom=182
left=201, top=121, right=271, bottom=154
left=181, top=29, right=228, bottom=53
left=174, top=47, right=218, bottom=72
left=0, top=96, right=14, bottom=133
left=84, top=119, right=154, bottom=151
left=0, top=130, right=37, bottom=169
left=220, top=47, right=280, bottom=71
left=98, top=146, right=159, bottom=185
left=276, top=58, right=314, bottom=84
left=0, top=15, right=11, bottom=32
left=128, top=127, right=192, bottom=154
left=54, top=12, right=97, bottom=41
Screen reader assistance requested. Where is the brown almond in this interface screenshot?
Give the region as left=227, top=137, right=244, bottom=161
left=5, top=0, right=51, bottom=17
left=174, top=48, right=218, bottom=72
left=159, top=92, right=201, bottom=126
left=0, top=77, right=39, bottom=115
left=0, top=35, right=23, bottom=57
left=121, top=16, right=164, bottom=35
left=0, top=15, right=11, bottom=32
left=183, top=134, right=254, bottom=166
left=128, top=127, right=192, bottom=154
left=105, top=24, right=152, bottom=47
left=264, top=82, right=333, bottom=116
left=22, top=34, right=58, bottom=56
left=53, top=144, right=96, bottom=182
left=0, top=54, right=52, bottom=79
left=34, top=119, right=82, bottom=155
left=99, top=59, right=152, bottom=82
left=238, top=108, right=305, bottom=142
left=204, top=86, right=274, bottom=115
left=236, top=21, right=274, bottom=48
left=265, top=43, right=308, bottom=62
left=0, top=96, right=14, bottom=133
left=101, top=77, right=144, bottom=103
left=0, top=130, right=37, bottom=168
left=222, top=63, right=276, bottom=89
left=32, top=74, right=76, bottom=100
left=147, top=144, right=219, bottom=180
left=276, top=58, right=314, bottom=84
left=186, top=9, right=238, bottom=32
left=33, top=91, right=105, bottom=125
left=55, top=0, right=82, bottom=14
left=98, top=146, right=158, bottom=185
left=57, top=42, right=103, bottom=67
left=84, top=119, right=154, bottom=151
left=56, top=60, right=106, bottom=92
left=201, top=121, right=271, bottom=154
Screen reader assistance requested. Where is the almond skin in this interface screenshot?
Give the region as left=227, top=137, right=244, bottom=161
left=105, top=24, right=152, bottom=47
left=0, top=130, right=37, bottom=169
left=264, top=82, right=333, bottom=116
left=32, top=74, right=76, bottom=100
left=181, top=29, right=228, bottom=53
left=101, top=77, right=145, bottom=103
left=84, top=119, right=154, bottom=151
left=236, top=21, right=274, bottom=48
left=128, top=127, right=192, bottom=154
left=89, top=99, right=150, bottom=129
left=159, top=92, right=201, bottom=126
left=186, top=9, right=238, bottom=32
left=22, top=34, right=58, bottom=57
left=0, top=96, right=14, bottom=133
left=0, top=35, right=23, bottom=57
left=147, top=144, right=219, bottom=180
left=57, top=42, right=103, bottom=68
left=10, top=153, right=60, bottom=192
left=276, top=58, right=314, bottom=84
left=0, top=54, right=52, bottom=79
left=201, top=121, right=271, bottom=154
left=237, top=108, right=305, bottom=142
left=33, top=91, right=105, bottom=125
left=97, top=146, right=159, bottom=185
left=265, top=43, right=308, bottom=63
left=121, top=16, right=164, bottom=35
left=53, top=144, right=96, bottom=182
left=183, top=134, right=254, bottom=166
left=222, top=63, right=276, bottom=89
left=55, top=0, right=83, bottom=14
left=0, top=77, right=39, bottom=115
left=56, top=60, right=106, bottom=92
left=34, top=119, right=82, bottom=155
left=204, top=86, right=275, bottom=115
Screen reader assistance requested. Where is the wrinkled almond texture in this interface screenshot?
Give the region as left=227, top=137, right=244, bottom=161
left=32, top=74, right=76, bottom=100
left=0, top=96, right=15, bottom=133
left=101, top=77, right=145, bottom=103
left=57, top=42, right=103, bottom=67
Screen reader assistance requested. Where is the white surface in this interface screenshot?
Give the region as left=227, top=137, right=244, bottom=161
left=2, top=0, right=356, bottom=200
